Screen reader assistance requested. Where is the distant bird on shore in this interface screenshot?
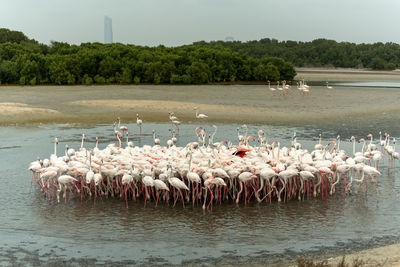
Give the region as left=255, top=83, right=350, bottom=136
left=136, top=114, right=143, bottom=141
left=169, top=112, right=181, bottom=133
left=169, top=112, right=178, bottom=122
left=326, top=82, right=333, bottom=96
left=194, top=107, right=208, bottom=119
left=277, top=81, right=284, bottom=96
left=267, top=80, right=276, bottom=96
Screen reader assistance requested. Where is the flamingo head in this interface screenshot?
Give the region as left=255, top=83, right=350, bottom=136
left=328, top=141, right=336, bottom=146
left=337, top=135, right=340, bottom=140
left=55, top=138, right=59, bottom=144
left=219, top=180, right=227, bottom=186
left=350, top=136, right=355, bottom=141
left=358, top=138, right=365, bottom=143
left=367, top=134, right=372, bottom=138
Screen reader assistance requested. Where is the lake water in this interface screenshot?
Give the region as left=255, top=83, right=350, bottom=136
left=1, top=121, right=400, bottom=266
left=334, top=81, right=400, bottom=88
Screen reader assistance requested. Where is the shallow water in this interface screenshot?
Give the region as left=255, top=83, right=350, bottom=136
left=334, top=81, right=400, bottom=88
left=1, top=122, right=400, bottom=266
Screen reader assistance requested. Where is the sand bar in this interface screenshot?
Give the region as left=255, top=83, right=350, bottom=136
left=1, top=69, right=400, bottom=125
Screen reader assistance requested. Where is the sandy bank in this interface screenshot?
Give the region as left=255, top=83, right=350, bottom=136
left=1, top=77, right=400, bottom=125
left=296, top=67, right=400, bottom=82
left=324, top=243, right=400, bottom=267
left=0, top=102, right=58, bottom=115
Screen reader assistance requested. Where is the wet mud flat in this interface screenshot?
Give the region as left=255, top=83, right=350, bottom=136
left=1, top=71, right=400, bottom=126
left=1, top=235, right=399, bottom=266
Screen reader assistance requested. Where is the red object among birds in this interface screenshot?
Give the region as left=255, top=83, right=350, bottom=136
left=233, top=148, right=251, bottom=158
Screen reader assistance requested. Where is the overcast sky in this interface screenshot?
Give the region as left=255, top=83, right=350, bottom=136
left=1, top=0, right=400, bottom=46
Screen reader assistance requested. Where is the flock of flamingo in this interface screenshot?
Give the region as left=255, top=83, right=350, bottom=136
left=267, top=79, right=333, bottom=96
left=28, top=108, right=396, bottom=209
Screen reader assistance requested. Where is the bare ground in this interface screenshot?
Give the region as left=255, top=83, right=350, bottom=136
left=1, top=70, right=400, bottom=125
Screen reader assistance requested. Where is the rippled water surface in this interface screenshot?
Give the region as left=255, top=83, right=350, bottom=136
left=1, top=122, right=400, bottom=266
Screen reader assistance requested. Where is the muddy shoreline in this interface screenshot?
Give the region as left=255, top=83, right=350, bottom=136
left=1, top=69, right=400, bottom=126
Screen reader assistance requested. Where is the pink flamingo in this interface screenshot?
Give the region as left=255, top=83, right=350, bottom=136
left=136, top=114, right=142, bottom=142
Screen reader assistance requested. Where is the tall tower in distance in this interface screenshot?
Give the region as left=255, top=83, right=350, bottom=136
left=104, top=16, right=113, bottom=44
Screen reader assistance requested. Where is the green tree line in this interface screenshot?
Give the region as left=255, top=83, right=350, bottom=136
left=0, top=28, right=296, bottom=85
left=194, top=38, right=400, bottom=70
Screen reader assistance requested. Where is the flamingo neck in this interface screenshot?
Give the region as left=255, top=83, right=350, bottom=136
left=116, top=134, right=121, bottom=149
left=211, top=127, right=217, bottom=143
left=330, top=143, right=337, bottom=154
left=277, top=142, right=280, bottom=162
left=271, top=143, right=275, bottom=161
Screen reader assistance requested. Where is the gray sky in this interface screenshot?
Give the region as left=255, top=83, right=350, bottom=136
left=1, top=0, right=400, bottom=46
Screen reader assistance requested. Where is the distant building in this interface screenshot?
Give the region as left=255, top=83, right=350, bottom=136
left=225, top=36, right=235, bottom=42
left=104, top=16, right=113, bottom=44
